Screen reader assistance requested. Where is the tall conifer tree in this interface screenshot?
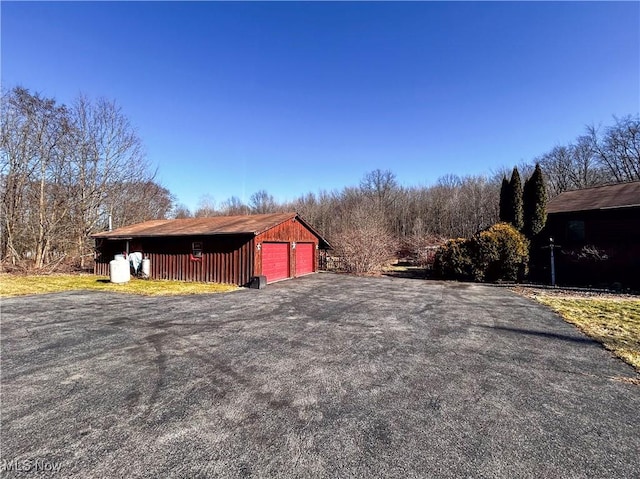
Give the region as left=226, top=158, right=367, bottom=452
left=523, top=163, right=547, bottom=237
left=499, top=177, right=510, bottom=223
left=509, top=167, right=524, bottom=231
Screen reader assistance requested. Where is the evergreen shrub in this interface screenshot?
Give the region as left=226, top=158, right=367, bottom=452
left=434, top=223, right=529, bottom=282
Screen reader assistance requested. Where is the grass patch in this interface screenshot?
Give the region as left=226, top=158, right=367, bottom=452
left=536, top=296, right=640, bottom=372
left=0, top=273, right=238, bottom=297
left=384, top=264, right=413, bottom=272
left=382, top=264, right=429, bottom=279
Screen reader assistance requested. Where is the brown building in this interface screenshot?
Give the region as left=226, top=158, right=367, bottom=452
left=545, top=181, right=640, bottom=288
left=92, top=212, right=331, bottom=286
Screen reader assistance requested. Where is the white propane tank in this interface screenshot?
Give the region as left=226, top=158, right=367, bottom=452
left=109, top=257, right=131, bottom=284
left=114, top=254, right=125, bottom=261
left=141, top=258, right=151, bottom=279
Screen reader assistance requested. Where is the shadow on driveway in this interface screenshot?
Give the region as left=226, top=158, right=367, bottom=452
left=480, top=324, right=599, bottom=344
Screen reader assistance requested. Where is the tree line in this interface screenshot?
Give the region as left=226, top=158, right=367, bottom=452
left=1, top=87, right=173, bottom=269
left=2, top=84, right=637, bottom=271
left=177, top=172, right=502, bottom=242
left=176, top=115, right=638, bottom=242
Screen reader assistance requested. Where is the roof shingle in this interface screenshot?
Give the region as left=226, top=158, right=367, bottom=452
left=547, top=181, right=640, bottom=214
left=92, top=212, right=298, bottom=238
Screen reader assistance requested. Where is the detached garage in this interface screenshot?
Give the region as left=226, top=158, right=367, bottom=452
left=92, top=212, right=331, bottom=286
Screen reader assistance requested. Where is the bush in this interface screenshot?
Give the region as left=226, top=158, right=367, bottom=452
left=434, top=223, right=529, bottom=282
left=433, top=238, right=474, bottom=280
left=400, top=235, right=447, bottom=268
left=331, top=203, right=396, bottom=274
left=474, top=223, right=529, bottom=281
left=332, top=226, right=396, bottom=274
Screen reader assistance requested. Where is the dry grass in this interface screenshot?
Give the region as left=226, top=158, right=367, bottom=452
left=0, top=273, right=237, bottom=297
left=535, top=295, right=640, bottom=372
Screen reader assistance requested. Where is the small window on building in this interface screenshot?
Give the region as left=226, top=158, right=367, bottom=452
left=567, top=220, right=585, bottom=242
left=192, top=241, right=203, bottom=258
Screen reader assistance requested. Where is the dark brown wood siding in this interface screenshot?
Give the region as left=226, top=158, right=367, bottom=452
left=542, top=206, right=640, bottom=288
left=254, top=218, right=319, bottom=278
left=94, top=239, right=128, bottom=276
left=546, top=207, right=640, bottom=247
left=94, top=234, right=255, bottom=285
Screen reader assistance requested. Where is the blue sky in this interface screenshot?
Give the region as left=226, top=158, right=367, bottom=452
left=2, top=1, right=639, bottom=210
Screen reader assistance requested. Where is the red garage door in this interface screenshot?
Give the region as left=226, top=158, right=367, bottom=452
left=262, top=242, right=290, bottom=283
left=295, top=243, right=315, bottom=276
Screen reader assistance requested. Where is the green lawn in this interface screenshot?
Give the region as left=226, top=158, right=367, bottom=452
left=536, top=295, right=640, bottom=372
left=0, top=273, right=237, bottom=297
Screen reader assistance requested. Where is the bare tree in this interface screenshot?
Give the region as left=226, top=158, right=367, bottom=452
left=530, top=116, right=638, bottom=200
left=567, top=135, right=607, bottom=189
left=287, top=189, right=338, bottom=240
left=110, top=181, right=174, bottom=228
left=1, top=87, right=168, bottom=270
left=194, top=194, right=217, bottom=217
left=589, top=116, right=640, bottom=182
left=172, top=203, right=193, bottom=219
left=360, top=168, right=398, bottom=209
left=249, top=189, right=277, bottom=214
left=1, top=87, right=39, bottom=264
left=540, top=146, right=572, bottom=196
left=68, top=95, right=154, bottom=267
left=458, top=175, right=500, bottom=236
left=0, top=87, right=71, bottom=268
left=219, top=196, right=248, bottom=215
left=332, top=200, right=396, bottom=274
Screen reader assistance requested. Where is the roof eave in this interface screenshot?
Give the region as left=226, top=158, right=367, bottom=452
left=92, top=231, right=256, bottom=239
left=548, top=203, right=640, bottom=215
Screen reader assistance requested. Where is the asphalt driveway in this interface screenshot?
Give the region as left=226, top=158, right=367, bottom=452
left=1, top=273, right=638, bottom=478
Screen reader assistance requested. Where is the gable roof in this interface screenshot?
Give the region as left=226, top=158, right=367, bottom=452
left=92, top=212, right=331, bottom=248
left=547, top=181, right=640, bottom=214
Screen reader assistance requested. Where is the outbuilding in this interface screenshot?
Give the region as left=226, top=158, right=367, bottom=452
left=545, top=181, right=640, bottom=288
left=92, top=212, right=331, bottom=286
